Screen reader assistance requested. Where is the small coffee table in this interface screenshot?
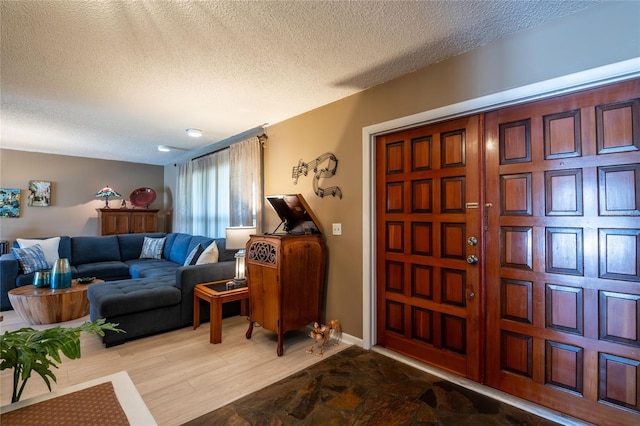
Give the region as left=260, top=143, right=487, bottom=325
left=193, top=280, right=249, bottom=344
left=8, top=279, right=104, bottom=325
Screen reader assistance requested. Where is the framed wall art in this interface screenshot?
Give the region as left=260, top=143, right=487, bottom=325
left=0, top=188, right=21, bottom=218
left=28, top=180, right=51, bottom=207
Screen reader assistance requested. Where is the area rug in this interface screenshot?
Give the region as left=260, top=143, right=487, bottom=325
left=0, top=382, right=129, bottom=426
left=185, top=346, right=559, bottom=425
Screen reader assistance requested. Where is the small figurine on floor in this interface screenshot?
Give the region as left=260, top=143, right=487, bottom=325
left=307, top=319, right=342, bottom=357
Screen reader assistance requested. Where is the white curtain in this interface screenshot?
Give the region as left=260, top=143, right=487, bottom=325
left=229, top=136, right=263, bottom=230
left=174, top=149, right=230, bottom=237
left=174, top=135, right=263, bottom=237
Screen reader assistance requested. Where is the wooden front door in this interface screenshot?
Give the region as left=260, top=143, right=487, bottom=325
left=376, top=115, right=483, bottom=381
left=484, top=79, right=640, bottom=425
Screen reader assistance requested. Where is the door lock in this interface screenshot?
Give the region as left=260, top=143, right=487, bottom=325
left=466, top=255, right=479, bottom=264
left=467, top=236, right=478, bottom=246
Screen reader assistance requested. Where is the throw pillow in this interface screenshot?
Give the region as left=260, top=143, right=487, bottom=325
left=17, top=237, right=60, bottom=267
left=11, top=245, right=50, bottom=274
left=196, top=241, right=219, bottom=265
left=184, top=244, right=204, bottom=266
left=140, top=237, right=166, bottom=259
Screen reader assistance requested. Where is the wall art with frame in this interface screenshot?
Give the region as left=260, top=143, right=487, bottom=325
left=0, top=188, right=21, bottom=218
left=28, top=180, right=51, bottom=207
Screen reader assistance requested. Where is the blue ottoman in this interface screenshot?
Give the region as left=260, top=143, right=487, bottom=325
left=88, top=278, right=182, bottom=346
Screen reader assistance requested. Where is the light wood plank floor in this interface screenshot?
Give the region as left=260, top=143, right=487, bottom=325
left=0, top=311, right=349, bottom=425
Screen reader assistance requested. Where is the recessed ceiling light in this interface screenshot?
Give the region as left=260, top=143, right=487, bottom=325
left=158, top=145, right=190, bottom=153
left=186, top=128, right=203, bottom=138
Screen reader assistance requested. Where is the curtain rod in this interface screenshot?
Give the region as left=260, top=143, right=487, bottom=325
left=190, top=126, right=266, bottom=162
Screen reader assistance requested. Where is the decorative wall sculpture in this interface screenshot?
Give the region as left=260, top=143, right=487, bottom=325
left=292, top=152, right=342, bottom=198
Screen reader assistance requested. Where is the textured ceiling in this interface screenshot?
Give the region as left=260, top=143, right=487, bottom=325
left=1, top=1, right=600, bottom=165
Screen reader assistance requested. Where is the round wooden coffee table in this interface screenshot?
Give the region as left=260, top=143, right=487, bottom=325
left=8, top=279, right=104, bottom=325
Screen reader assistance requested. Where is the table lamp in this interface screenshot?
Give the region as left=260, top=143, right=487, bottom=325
left=95, top=186, right=122, bottom=209
left=225, top=226, right=256, bottom=287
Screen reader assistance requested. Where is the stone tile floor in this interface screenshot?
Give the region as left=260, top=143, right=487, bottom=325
left=186, top=346, right=560, bottom=425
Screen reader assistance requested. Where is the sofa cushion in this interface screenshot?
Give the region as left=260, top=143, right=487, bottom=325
left=16, top=237, right=60, bottom=267
left=166, top=233, right=192, bottom=265
left=57, top=237, right=72, bottom=260
left=12, top=236, right=72, bottom=261
left=184, top=244, right=204, bottom=266
left=11, top=245, right=49, bottom=274
left=87, top=278, right=180, bottom=317
left=75, top=261, right=131, bottom=280
left=196, top=241, right=218, bottom=265
left=187, top=236, right=214, bottom=255
left=140, top=237, right=166, bottom=259
left=71, top=236, right=121, bottom=266
left=162, top=233, right=178, bottom=260
left=117, top=233, right=166, bottom=261
left=127, top=259, right=180, bottom=279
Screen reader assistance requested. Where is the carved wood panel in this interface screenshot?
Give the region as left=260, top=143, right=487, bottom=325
left=545, top=340, right=583, bottom=394
left=486, top=79, right=640, bottom=425
left=500, top=173, right=532, bottom=215
left=501, top=279, right=532, bottom=324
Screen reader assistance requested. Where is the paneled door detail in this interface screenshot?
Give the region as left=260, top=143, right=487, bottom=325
left=376, top=115, right=482, bottom=381
left=485, top=79, right=640, bottom=425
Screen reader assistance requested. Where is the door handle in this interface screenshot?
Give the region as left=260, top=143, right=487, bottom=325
left=466, top=255, right=479, bottom=264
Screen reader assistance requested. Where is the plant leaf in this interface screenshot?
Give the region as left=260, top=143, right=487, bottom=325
left=0, top=320, right=123, bottom=402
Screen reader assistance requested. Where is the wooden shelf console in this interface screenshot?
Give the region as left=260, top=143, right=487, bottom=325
left=97, top=208, right=158, bottom=235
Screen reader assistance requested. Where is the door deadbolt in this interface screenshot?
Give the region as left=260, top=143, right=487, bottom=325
left=466, top=255, right=479, bottom=264
left=467, top=236, right=478, bottom=246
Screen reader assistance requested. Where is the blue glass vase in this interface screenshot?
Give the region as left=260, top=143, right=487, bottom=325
left=33, top=270, right=51, bottom=288
left=51, top=258, right=72, bottom=289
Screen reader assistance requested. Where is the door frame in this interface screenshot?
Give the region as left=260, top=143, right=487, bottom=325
left=360, top=58, right=640, bottom=350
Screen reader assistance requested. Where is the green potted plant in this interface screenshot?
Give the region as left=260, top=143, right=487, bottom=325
left=0, top=319, right=123, bottom=403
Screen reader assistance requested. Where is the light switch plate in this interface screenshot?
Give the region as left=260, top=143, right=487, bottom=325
left=332, top=223, right=342, bottom=235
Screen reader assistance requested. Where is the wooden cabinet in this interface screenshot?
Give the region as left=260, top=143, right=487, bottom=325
left=245, top=234, right=326, bottom=356
left=97, top=209, right=158, bottom=235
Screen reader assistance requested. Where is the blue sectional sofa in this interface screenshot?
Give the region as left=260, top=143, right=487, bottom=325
left=0, top=232, right=237, bottom=346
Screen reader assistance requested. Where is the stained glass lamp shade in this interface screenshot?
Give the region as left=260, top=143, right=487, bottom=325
left=95, top=186, right=122, bottom=209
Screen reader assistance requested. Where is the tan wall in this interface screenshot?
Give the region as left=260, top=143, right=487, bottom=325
left=0, top=149, right=165, bottom=242
left=260, top=1, right=640, bottom=338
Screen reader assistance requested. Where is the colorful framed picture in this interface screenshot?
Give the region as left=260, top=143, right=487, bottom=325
left=0, top=188, right=21, bottom=218
left=28, top=180, right=51, bottom=207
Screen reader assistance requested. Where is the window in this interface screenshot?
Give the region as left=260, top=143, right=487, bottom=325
left=174, top=136, right=263, bottom=237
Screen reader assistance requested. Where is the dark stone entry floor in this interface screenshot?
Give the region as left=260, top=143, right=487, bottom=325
left=185, top=346, right=562, bottom=425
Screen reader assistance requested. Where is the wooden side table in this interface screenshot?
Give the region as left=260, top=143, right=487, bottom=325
left=193, top=280, right=249, bottom=344
left=8, top=279, right=104, bottom=325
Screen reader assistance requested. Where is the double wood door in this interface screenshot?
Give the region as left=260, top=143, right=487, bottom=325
left=376, top=114, right=483, bottom=381
left=376, top=79, right=640, bottom=425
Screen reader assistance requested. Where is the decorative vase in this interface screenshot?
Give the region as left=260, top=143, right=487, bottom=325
left=33, top=270, right=51, bottom=288
left=51, top=259, right=72, bottom=289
